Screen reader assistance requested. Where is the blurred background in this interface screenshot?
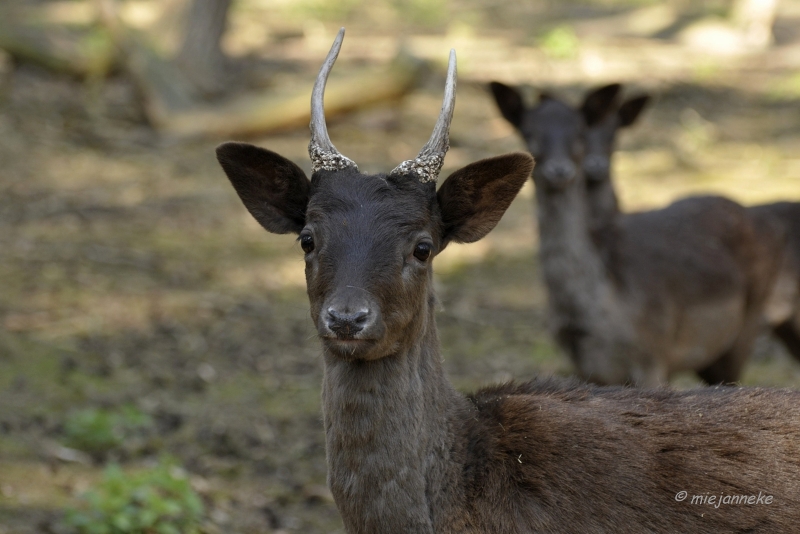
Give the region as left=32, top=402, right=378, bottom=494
left=1, top=0, right=800, bottom=532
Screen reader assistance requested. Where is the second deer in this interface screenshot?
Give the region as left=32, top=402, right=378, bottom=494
left=490, top=82, right=784, bottom=386
left=581, top=84, right=800, bottom=375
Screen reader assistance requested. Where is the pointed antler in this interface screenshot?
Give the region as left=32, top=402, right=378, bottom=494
left=390, top=49, right=457, bottom=183
left=309, top=28, right=358, bottom=174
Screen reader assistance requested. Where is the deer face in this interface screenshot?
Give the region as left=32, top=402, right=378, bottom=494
left=583, top=113, right=617, bottom=185
left=583, top=93, right=650, bottom=185
left=522, top=98, right=585, bottom=189
left=490, top=82, right=624, bottom=191
left=300, top=172, right=438, bottom=360
left=217, top=148, right=532, bottom=361
left=217, top=30, right=534, bottom=361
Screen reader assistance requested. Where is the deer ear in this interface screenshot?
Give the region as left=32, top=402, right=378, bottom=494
left=437, top=153, right=534, bottom=249
left=618, top=95, right=650, bottom=127
left=216, top=142, right=311, bottom=235
left=580, top=83, right=622, bottom=127
left=489, top=82, right=526, bottom=128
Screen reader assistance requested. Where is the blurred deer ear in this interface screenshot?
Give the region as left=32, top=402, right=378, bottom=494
left=618, top=95, right=651, bottom=127
left=216, top=142, right=311, bottom=235
left=437, top=152, right=534, bottom=250
left=580, top=83, right=622, bottom=127
left=490, top=82, right=526, bottom=128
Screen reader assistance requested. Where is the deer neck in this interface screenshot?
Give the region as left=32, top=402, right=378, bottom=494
left=535, top=177, right=620, bottom=333
left=585, top=178, right=626, bottom=278
left=321, top=293, right=466, bottom=533
left=586, top=178, right=621, bottom=236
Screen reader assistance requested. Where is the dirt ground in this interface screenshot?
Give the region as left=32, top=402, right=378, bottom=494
left=2, top=1, right=800, bottom=532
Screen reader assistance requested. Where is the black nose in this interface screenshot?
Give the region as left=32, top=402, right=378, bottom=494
left=583, top=155, right=609, bottom=181
left=326, top=308, right=370, bottom=338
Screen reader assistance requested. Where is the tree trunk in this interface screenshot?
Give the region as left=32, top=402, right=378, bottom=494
left=175, top=0, right=231, bottom=98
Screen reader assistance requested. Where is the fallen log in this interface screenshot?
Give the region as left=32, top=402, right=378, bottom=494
left=151, top=52, right=426, bottom=138
left=0, top=17, right=115, bottom=78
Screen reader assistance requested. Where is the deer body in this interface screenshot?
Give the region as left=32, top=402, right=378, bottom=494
left=322, top=288, right=800, bottom=533
left=532, top=159, right=646, bottom=382
left=584, top=89, right=800, bottom=373
left=490, top=83, right=783, bottom=385
left=538, top=163, right=753, bottom=384
left=217, top=30, right=800, bottom=533
left=749, top=202, right=800, bottom=358
left=615, top=196, right=773, bottom=372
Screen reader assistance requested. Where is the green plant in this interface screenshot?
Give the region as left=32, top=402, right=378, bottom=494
left=768, top=71, right=800, bottom=101
left=392, top=0, right=448, bottom=26
left=63, top=459, right=204, bottom=534
left=63, top=405, right=153, bottom=457
left=538, top=25, right=580, bottom=59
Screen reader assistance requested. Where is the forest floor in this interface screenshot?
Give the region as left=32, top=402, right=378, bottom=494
left=2, top=1, right=800, bottom=532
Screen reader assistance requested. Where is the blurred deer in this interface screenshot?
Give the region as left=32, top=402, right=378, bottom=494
left=490, top=82, right=783, bottom=386
left=580, top=85, right=800, bottom=374
left=581, top=86, right=649, bottom=235
left=216, top=29, right=800, bottom=533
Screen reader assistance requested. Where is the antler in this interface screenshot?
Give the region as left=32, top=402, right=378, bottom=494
left=309, top=28, right=358, bottom=174
left=390, top=49, right=457, bottom=183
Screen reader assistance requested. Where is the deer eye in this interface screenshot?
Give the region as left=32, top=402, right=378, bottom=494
left=413, top=242, right=432, bottom=262
left=300, top=234, right=315, bottom=254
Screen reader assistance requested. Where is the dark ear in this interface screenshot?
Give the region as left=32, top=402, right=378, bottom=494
left=216, top=142, right=311, bottom=235
left=618, top=95, right=650, bottom=127
left=580, top=83, right=622, bottom=127
left=489, top=82, right=526, bottom=128
left=437, top=153, right=534, bottom=249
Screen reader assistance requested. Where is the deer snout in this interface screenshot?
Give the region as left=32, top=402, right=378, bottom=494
left=326, top=307, right=372, bottom=338
left=539, top=158, right=577, bottom=188
left=583, top=154, right=609, bottom=182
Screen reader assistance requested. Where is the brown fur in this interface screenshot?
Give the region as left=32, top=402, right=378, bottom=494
left=458, top=379, right=800, bottom=533
left=217, top=138, right=800, bottom=533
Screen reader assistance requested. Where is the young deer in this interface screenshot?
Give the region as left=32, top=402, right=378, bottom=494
left=581, top=87, right=800, bottom=370
left=216, top=30, right=800, bottom=533
left=578, top=84, right=800, bottom=373
left=490, top=82, right=783, bottom=386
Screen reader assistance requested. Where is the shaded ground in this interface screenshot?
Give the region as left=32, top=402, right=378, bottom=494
left=3, top=1, right=800, bottom=532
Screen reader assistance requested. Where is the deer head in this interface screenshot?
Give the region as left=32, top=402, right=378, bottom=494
left=583, top=91, right=650, bottom=184
left=217, top=29, right=533, bottom=362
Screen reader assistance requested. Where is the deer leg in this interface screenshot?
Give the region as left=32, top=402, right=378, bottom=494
left=773, top=316, right=800, bottom=361
left=697, top=318, right=762, bottom=385
left=629, top=364, right=668, bottom=388
left=696, top=350, right=743, bottom=385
